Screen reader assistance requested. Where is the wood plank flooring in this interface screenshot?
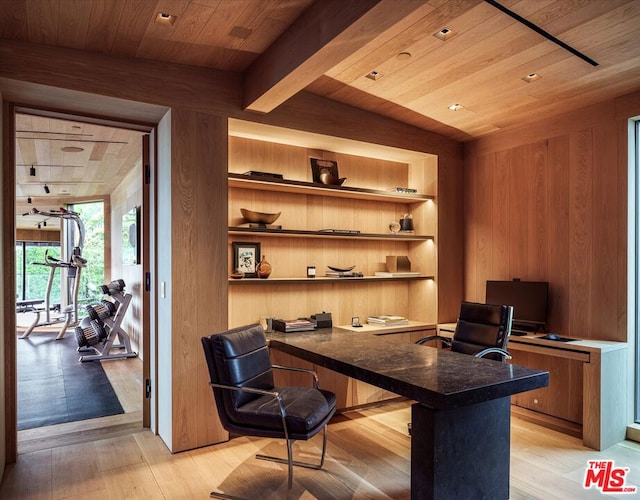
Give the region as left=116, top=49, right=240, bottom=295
left=2, top=398, right=640, bottom=499
left=6, top=330, right=640, bottom=498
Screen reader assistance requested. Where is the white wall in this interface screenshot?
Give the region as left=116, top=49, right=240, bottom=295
left=156, top=110, right=172, bottom=448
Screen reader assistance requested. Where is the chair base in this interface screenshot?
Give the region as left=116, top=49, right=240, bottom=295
left=210, top=424, right=328, bottom=497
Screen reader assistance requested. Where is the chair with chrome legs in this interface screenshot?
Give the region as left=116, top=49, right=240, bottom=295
left=201, top=323, right=336, bottom=497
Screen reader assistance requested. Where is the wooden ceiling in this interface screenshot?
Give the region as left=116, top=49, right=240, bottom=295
left=15, top=114, right=144, bottom=230
left=4, top=0, right=640, bottom=226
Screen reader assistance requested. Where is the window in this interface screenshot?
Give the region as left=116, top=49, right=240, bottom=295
left=69, top=201, right=105, bottom=308
left=15, top=241, right=62, bottom=304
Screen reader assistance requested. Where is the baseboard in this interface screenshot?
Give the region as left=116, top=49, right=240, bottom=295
left=627, top=423, right=640, bottom=444
left=511, top=405, right=582, bottom=439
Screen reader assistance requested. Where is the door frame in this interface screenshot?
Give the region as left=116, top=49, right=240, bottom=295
left=4, top=102, right=157, bottom=461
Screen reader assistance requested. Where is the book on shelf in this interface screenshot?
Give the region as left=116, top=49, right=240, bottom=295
left=272, top=318, right=317, bottom=333
left=367, top=315, right=409, bottom=326
left=325, top=271, right=364, bottom=277
left=374, top=271, right=422, bottom=277
left=387, top=187, right=418, bottom=194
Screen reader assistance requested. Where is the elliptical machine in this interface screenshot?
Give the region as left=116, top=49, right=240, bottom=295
left=75, top=279, right=138, bottom=362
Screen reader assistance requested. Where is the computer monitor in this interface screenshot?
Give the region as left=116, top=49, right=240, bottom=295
left=485, top=280, right=549, bottom=332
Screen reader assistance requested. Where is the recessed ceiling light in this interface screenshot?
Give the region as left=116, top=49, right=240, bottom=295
left=434, top=27, right=456, bottom=41
left=448, top=103, right=463, bottom=111
left=61, top=146, right=84, bottom=153
left=365, top=70, right=382, bottom=81
left=396, top=52, right=412, bottom=60
left=522, top=72, right=542, bottom=83
left=229, top=26, right=253, bottom=39
left=155, top=12, right=177, bottom=25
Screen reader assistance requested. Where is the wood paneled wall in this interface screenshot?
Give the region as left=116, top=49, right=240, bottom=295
left=169, top=109, right=228, bottom=451
left=464, top=95, right=636, bottom=342
left=0, top=39, right=464, bottom=455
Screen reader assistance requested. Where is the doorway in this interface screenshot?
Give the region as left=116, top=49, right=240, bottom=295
left=13, top=110, right=150, bottom=451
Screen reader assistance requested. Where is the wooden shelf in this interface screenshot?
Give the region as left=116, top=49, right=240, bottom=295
left=228, top=275, right=434, bottom=285
left=228, top=173, right=434, bottom=203
left=228, top=226, right=434, bottom=241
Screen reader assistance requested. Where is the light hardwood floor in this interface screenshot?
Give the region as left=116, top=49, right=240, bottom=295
left=2, top=396, right=640, bottom=499
left=6, top=328, right=640, bottom=498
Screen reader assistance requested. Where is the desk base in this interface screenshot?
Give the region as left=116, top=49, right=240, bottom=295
left=411, top=398, right=511, bottom=499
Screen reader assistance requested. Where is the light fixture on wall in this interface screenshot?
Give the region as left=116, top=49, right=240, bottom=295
left=43, top=184, right=50, bottom=194
left=27, top=196, right=32, bottom=204
left=29, top=165, right=36, bottom=176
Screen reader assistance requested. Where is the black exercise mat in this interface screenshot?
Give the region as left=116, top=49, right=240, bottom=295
left=17, top=333, right=124, bottom=430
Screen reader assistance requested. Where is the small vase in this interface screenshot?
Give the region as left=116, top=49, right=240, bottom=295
left=256, top=255, right=272, bottom=279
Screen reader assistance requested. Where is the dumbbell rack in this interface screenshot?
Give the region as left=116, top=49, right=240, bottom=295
left=77, top=281, right=138, bottom=363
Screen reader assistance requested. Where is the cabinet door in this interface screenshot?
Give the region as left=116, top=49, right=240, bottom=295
left=510, top=351, right=583, bottom=424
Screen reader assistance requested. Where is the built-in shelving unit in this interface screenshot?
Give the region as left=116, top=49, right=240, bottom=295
left=228, top=226, right=433, bottom=241
left=228, top=173, right=434, bottom=202
left=227, top=120, right=438, bottom=330
left=229, top=275, right=434, bottom=285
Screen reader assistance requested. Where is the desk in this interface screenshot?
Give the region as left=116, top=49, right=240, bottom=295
left=439, top=323, right=628, bottom=450
left=268, top=328, right=548, bottom=499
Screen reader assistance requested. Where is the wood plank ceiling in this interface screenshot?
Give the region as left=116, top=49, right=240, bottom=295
left=3, top=0, right=640, bottom=227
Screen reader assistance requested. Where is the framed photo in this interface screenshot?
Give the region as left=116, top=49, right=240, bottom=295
left=310, top=158, right=339, bottom=183
left=232, top=242, right=261, bottom=277
left=122, top=206, right=140, bottom=265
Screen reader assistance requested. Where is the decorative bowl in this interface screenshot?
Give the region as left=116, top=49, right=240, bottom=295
left=319, top=172, right=347, bottom=186
left=327, top=265, right=356, bottom=272
left=240, top=208, right=281, bottom=224
left=230, top=272, right=244, bottom=279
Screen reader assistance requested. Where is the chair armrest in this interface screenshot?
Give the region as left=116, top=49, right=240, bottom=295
left=416, top=335, right=452, bottom=347
left=272, top=364, right=319, bottom=389
left=474, top=347, right=512, bottom=360
left=209, top=382, right=290, bottom=439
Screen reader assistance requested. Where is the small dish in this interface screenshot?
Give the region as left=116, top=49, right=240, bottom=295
left=327, top=265, right=356, bottom=272
left=230, top=272, right=244, bottom=279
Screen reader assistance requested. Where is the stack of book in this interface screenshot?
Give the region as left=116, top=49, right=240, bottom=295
left=272, top=318, right=317, bottom=333
left=325, top=270, right=356, bottom=277
left=367, top=315, right=409, bottom=326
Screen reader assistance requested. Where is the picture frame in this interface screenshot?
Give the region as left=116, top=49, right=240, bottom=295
left=232, top=242, right=261, bottom=277
left=122, top=206, right=140, bottom=265
left=310, top=158, right=339, bottom=183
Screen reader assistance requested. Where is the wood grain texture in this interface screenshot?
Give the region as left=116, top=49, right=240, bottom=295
left=3, top=100, right=17, bottom=464
left=2, top=400, right=639, bottom=499
left=170, top=110, right=228, bottom=452
left=463, top=94, right=634, bottom=341
left=228, top=135, right=437, bottom=329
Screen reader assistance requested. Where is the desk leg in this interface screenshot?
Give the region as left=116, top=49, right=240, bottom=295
left=411, top=397, right=511, bottom=500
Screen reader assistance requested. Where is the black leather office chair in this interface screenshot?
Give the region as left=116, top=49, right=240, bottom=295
left=409, top=302, right=513, bottom=435
left=201, top=323, right=336, bottom=496
left=417, top=301, right=514, bottom=361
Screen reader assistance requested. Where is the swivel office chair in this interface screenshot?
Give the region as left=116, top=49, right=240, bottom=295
left=417, top=301, right=514, bottom=361
left=201, top=323, right=336, bottom=497
left=409, top=301, right=513, bottom=435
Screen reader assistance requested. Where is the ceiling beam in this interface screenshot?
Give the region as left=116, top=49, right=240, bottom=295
left=242, top=0, right=427, bottom=114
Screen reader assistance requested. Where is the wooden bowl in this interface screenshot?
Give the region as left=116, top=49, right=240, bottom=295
left=240, top=208, right=281, bottom=224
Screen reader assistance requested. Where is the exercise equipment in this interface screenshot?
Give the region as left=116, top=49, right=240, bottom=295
left=20, top=249, right=87, bottom=340
left=19, top=207, right=87, bottom=339
left=75, top=279, right=138, bottom=362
